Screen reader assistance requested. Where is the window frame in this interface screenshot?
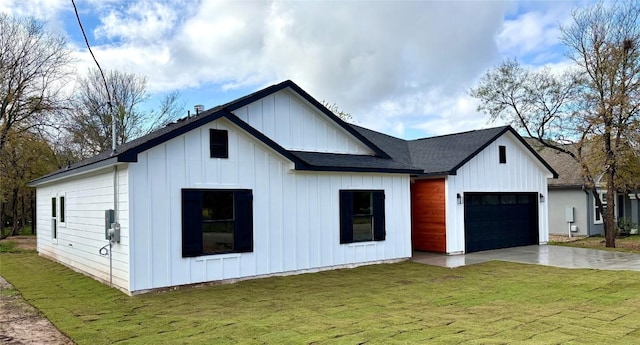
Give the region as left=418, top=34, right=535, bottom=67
left=594, top=191, right=607, bottom=224
left=51, top=196, right=57, bottom=240
left=498, top=145, right=507, bottom=164
left=182, top=189, right=253, bottom=257
left=59, top=194, right=66, bottom=225
left=209, top=129, right=229, bottom=158
left=339, top=190, right=386, bottom=244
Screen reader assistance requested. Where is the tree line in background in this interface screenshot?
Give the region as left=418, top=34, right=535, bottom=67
left=0, top=13, right=359, bottom=240
left=0, top=14, right=184, bottom=239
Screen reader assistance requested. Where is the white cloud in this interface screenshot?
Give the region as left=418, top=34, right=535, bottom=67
left=0, top=0, right=582, bottom=138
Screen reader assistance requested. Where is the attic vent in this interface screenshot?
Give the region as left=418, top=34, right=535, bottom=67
left=194, top=104, right=204, bottom=114
left=210, top=129, right=229, bottom=158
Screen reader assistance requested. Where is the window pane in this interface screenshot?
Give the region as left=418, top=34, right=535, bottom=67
left=203, top=191, right=234, bottom=220
left=501, top=195, right=517, bottom=204
left=60, top=197, right=65, bottom=223
left=517, top=194, right=531, bottom=204
left=203, top=221, right=234, bottom=253
left=51, top=198, right=56, bottom=218
left=353, top=192, right=372, bottom=215
left=482, top=195, right=499, bottom=205
left=352, top=215, right=373, bottom=242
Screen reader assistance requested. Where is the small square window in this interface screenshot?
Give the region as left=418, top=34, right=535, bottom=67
left=210, top=129, right=228, bottom=158
left=499, top=145, right=506, bottom=164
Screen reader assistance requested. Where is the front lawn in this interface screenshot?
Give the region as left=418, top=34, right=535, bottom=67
left=2, top=253, right=640, bottom=344
left=551, top=234, right=640, bottom=254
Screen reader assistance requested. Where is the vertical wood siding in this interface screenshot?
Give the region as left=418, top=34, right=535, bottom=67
left=36, top=166, right=130, bottom=291
left=128, top=118, right=411, bottom=293
left=411, top=179, right=446, bottom=252
left=232, top=89, right=374, bottom=155
left=446, top=132, right=552, bottom=253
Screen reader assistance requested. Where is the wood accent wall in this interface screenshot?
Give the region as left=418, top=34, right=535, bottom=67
left=411, top=179, right=446, bottom=252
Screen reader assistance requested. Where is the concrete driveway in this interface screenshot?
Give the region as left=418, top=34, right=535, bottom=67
left=413, top=245, right=640, bottom=271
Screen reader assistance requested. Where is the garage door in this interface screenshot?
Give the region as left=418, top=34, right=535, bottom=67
left=464, top=193, right=538, bottom=253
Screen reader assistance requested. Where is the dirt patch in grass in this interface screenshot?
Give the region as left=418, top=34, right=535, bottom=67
left=0, top=275, right=74, bottom=345
left=0, top=235, right=36, bottom=252
left=5, top=252, right=640, bottom=344
left=1, top=236, right=73, bottom=344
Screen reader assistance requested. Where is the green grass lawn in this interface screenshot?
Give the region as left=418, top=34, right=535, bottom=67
left=3, top=253, right=640, bottom=344
left=550, top=234, right=640, bottom=254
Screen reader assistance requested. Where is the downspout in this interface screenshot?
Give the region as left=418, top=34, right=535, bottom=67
left=111, top=165, right=118, bottom=287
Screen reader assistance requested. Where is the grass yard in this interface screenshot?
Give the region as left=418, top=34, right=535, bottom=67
left=550, top=234, right=640, bottom=254
left=3, top=253, right=640, bottom=344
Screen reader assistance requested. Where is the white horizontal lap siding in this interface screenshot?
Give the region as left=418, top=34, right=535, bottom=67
left=35, top=166, right=130, bottom=291
left=128, top=118, right=411, bottom=292
left=232, top=89, right=374, bottom=155
left=446, top=132, right=552, bottom=253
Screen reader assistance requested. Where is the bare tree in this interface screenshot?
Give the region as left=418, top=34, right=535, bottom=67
left=65, top=68, right=183, bottom=157
left=322, top=100, right=353, bottom=122
left=0, top=15, right=72, bottom=154
left=470, top=1, right=640, bottom=247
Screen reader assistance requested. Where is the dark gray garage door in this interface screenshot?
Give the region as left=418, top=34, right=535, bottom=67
left=464, top=193, right=538, bottom=253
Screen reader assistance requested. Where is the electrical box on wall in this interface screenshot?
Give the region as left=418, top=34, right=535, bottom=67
left=105, top=209, right=114, bottom=240
left=565, top=207, right=574, bottom=223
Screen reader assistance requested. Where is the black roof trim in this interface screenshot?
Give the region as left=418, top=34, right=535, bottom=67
left=224, top=80, right=391, bottom=159
left=27, top=157, right=119, bottom=186
left=505, top=127, right=559, bottom=178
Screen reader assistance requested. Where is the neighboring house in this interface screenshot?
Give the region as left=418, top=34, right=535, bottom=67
left=29, top=80, right=556, bottom=295
left=532, top=143, right=640, bottom=237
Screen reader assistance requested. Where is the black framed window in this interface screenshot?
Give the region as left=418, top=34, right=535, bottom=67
left=339, top=190, right=385, bottom=244
left=210, top=129, right=229, bottom=158
left=182, top=189, right=253, bottom=257
left=51, top=197, right=57, bottom=239
left=499, top=145, right=506, bottom=164
left=59, top=196, right=65, bottom=223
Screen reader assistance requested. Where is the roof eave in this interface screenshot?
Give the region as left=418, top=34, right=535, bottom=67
left=28, top=157, right=120, bottom=187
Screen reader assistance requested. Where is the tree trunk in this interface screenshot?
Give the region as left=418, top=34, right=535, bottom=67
left=0, top=200, right=5, bottom=239
left=604, top=167, right=617, bottom=248
left=31, top=190, right=36, bottom=235
left=21, top=193, right=26, bottom=233
left=10, top=187, right=19, bottom=236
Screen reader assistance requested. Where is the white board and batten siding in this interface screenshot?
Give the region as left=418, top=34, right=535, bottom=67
left=445, top=131, right=553, bottom=254
left=232, top=89, right=374, bottom=155
left=35, top=166, right=130, bottom=291
left=128, top=117, right=411, bottom=293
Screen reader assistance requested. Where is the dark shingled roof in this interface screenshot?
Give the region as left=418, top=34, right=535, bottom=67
left=29, top=80, right=421, bottom=186
left=290, top=151, right=418, bottom=172
left=351, top=125, right=557, bottom=177
left=29, top=80, right=557, bottom=186
left=407, top=126, right=510, bottom=175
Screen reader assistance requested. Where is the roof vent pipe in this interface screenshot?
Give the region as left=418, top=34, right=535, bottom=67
left=194, top=104, right=204, bottom=115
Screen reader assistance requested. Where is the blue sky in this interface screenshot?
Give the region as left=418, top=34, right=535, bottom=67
left=1, top=0, right=586, bottom=139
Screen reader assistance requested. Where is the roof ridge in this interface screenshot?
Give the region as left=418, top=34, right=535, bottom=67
left=409, top=125, right=509, bottom=142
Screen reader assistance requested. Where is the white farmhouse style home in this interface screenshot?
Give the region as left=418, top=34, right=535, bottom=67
left=30, top=80, right=556, bottom=295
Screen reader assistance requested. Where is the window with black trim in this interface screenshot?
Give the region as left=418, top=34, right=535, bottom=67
left=595, top=192, right=607, bottom=224
left=499, top=145, right=506, bottom=164
left=339, top=190, right=385, bottom=243
left=182, top=189, right=253, bottom=257
left=59, top=196, right=65, bottom=223
left=51, top=197, right=57, bottom=239
left=210, top=129, right=228, bottom=158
